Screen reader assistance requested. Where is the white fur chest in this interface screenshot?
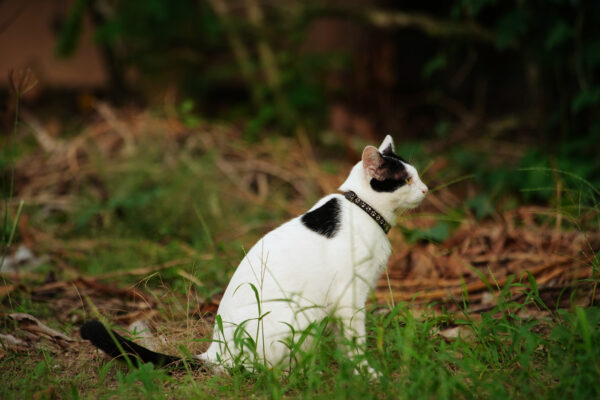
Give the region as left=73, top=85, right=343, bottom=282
left=328, top=196, right=392, bottom=306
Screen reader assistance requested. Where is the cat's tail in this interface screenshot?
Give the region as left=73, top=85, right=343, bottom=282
left=80, top=320, right=205, bottom=370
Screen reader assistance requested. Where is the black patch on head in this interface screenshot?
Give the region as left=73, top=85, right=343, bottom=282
left=370, top=177, right=406, bottom=192
left=301, top=198, right=341, bottom=238
left=369, top=150, right=410, bottom=193
left=381, top=144, right=407, bottom=163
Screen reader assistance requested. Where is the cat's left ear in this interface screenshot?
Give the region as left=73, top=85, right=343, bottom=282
left=378, top=135, right=395, bottom=154
left=362, top=146, right=385, bottom=179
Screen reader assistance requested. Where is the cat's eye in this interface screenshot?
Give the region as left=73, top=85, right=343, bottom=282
left=405, top=177, right=413, bottom=185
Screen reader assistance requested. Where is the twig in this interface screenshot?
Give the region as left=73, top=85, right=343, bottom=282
left=95, top=258, right=194, bottom=279
left=301, top=5, right=500, bottom=45
left=367, top=9, right=496, bottom=43
left=8, top=313, right=74, bottom=343
left=20, top=109, right=62, bottom=153
left=94, top=102, right=135, bottom=155
left=377, top=257, right=578, bottom=303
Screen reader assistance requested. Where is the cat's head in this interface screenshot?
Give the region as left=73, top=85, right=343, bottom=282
left=360, top=135, right=428, bottom=210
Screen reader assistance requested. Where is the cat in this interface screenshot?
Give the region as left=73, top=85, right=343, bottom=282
left=80, top=135, right=428, bottom=376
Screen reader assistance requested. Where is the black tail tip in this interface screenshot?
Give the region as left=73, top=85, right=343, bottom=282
left=80, top=319, right=106, bottom=341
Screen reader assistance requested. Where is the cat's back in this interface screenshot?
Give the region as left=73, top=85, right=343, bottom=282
left=242, top=194, right=348, bottom=269
left=231, top=192, right=389, bottom=285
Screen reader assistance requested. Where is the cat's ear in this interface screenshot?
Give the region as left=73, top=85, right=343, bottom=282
left=378, top=135, right=395, bottom=154
left=362, top=146, right=385, bottom=179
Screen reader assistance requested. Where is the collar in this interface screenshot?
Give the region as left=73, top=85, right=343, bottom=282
left=343, top=191, right=391, bottom=234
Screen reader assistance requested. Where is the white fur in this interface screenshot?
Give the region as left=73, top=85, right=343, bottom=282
left=198, top=135, right=427, bottom=372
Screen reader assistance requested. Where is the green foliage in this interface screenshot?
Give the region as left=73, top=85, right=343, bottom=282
left=54, top=0, right=600, bottom=151
left=178, top=99, right=202, bottom=128
left=114, top=363, right=170, bottom=399
left=401, top=221, right=453, bottom=243
left=494, top=8, right=527, bottom=49
left=1, top=71, right=35, bottom=274
left=466, top=194, right=495, bottom=220
left=545, top=20, right=572, bottom=50
left=422, top=54, right=447, bottom=79
left=55, top=0, right=87, bottom=57
left=572, top=87, right=600, bottom=113
left=548, top=307, right=600, bottom=398
left=56, top=1, right=337, bottom=137
left=445, top=140, right=600, bottom=217
left=454, top=0, right=600, bottom=142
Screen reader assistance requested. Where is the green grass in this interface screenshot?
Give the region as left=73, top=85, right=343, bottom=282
left=2, top=301, right=600, bottom=399
left=1, top=114, right=600, bottom=399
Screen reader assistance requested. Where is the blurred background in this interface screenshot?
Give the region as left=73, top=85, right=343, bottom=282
left=2, top=0, right=599, bottom=151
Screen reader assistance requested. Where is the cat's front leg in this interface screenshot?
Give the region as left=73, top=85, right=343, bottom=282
left=337, top=308, right=380, bottom=379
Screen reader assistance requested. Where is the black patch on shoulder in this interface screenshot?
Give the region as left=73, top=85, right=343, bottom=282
left=301, top=198, right=341, bottom=238
left=369, top=150, right=410, bottom=193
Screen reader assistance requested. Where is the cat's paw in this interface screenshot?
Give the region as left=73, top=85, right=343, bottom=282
left=354, top=361, right=382, bottom=381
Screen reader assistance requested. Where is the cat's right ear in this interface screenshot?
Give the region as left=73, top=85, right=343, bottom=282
left=362, top=146, right=385, bottom=179
left=378, top=135, right=395, bottom=154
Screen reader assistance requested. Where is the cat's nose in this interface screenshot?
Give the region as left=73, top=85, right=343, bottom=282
left=421, top=186, right=428, bottom=194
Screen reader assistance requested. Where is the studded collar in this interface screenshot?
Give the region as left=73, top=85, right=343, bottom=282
left=343, top=191, right=391, bottom=234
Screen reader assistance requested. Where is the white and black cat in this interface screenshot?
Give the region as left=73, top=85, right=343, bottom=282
left=81, top=135, right=428, bottom=375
